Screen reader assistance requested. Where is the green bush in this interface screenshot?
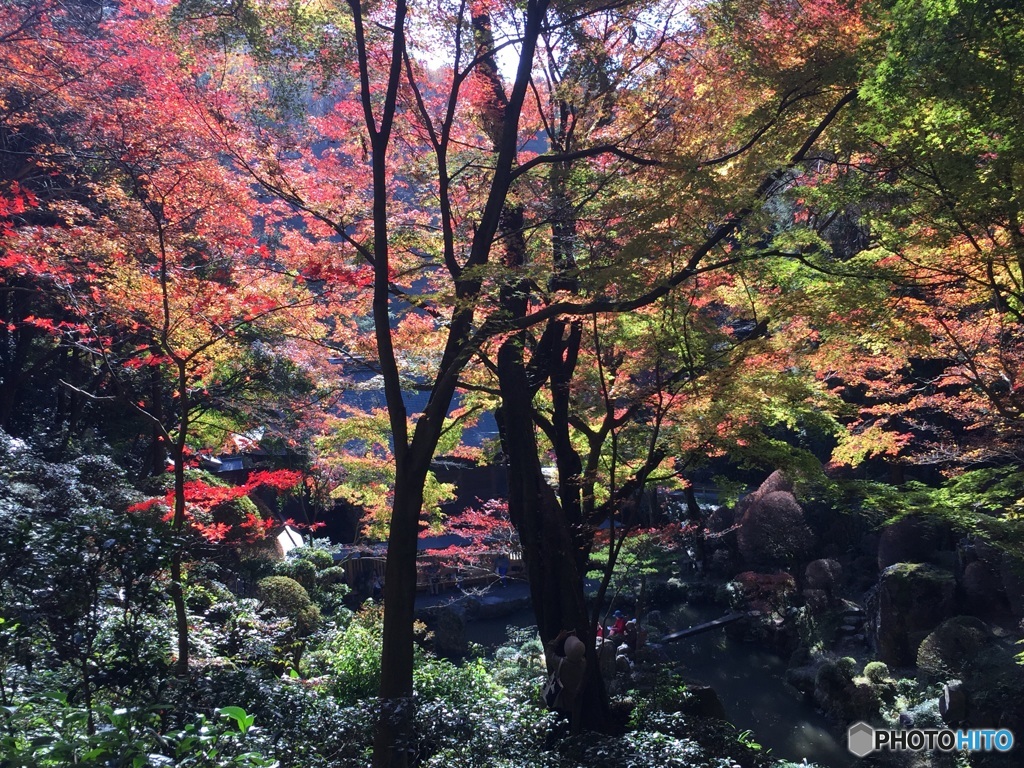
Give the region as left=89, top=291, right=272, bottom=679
left=0, top=691, right=274, bottom=768
left=257, top=577, right=316, bottom=627
left=307, top=604, right=384, bottom=701
left=863, top=661, right=890, bottom=684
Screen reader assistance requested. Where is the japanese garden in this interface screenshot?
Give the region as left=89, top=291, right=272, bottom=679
left=1, top=0, right=1023, bottom=766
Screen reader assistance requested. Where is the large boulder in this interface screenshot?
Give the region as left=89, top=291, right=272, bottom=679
left=428, top=604, right=467, bottom=656
left=873, top=563, right=955, bottom=667
left=916, top=616, right=991, bottom=682
left=960, top=645, right=1024, bottom=733
left=961, top=560, right=1006, bottom=618
left=877, top=516, right=944, bottom=570
left=805, top=558, right=842, bottom=593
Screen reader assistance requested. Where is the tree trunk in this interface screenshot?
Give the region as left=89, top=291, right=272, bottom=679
left=372, top=473, right=427, bottom=768
left=496, top=334, right=609, bottom=732
left=170, top=443, right=189, bottom=676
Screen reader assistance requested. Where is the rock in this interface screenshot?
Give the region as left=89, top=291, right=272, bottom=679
left=961, top=561, right=1006, bottom=618
left=805, top=558, right=843, bottom=592
left=680, top=684, right=727, bottom=720
left=615, top=648, right=633, bottom=674
left=737, top=490, right=815, bottom=569
left=802, top=588, right=830, bottom=614
left=917, top=616, right=990, bottom=682
left=428, top=604, right=467, bottom=656
left=873, top=562, right=955, bottom=667
left=786, top=665, right=817, bottom=695
left=939, top=680, right=967, bottom=724
left=596, top=637, right=618, bottom=680
left=877, top=516, right=944, bottom=570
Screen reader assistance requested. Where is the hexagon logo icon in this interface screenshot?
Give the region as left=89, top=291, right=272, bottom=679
left=848, top=721, right=875, bottom=757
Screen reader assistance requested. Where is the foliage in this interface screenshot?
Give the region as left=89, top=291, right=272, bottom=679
left=274, top=545, right=352, bottom=619
left=256, top=576, right=321, bottom=637
left=0, top=431, right=171, bottom=704
left=306, top=604, right=386, bottom=702
left=0, top=691, right=275, bottom=768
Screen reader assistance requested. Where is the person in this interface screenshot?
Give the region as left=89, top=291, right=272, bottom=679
left=427, top=562, right=441, bottom=595
left=623, top=618, right=639, bottom=652
left=545, top=629, right=587, bottom=719
left=494, top=556, right=509, bottom=587
left=609, top=610, right=627, bottom=636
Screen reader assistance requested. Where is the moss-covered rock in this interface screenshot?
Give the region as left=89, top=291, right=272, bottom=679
left=916, top=616, right=990, bottom=682
left=877, top=515, right=944, bottom=570
left=872, top=562, right=955, bottom=667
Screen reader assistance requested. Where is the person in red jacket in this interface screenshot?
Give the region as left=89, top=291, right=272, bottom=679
left=609, top=610, right=627, bottom=636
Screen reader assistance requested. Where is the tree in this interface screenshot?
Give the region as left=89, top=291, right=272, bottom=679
left=171, top=0, right=863, bottom=758
left=473, top=0, right=863, bottom=731
left=796, top=0, right=1024, bottom=548
left=2, top=0, right=328, bottom=674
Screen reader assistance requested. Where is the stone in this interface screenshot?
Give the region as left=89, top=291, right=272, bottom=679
left=873, top=562, right=955, bottom=667
left=939, top=680, right=966, bottom=724
left=877, top=516, right=943, bottom=570
left=961, top=561, right=1005, bottom=618
left=786, top=665, right=817, bottom=695
left=428, top=604, right=467, bottom=656
left=680, top=684, right=727, bottom=720
left=917, top=616, right=990, bottom=682
left=596, top=637, right=617, bottom=680
left=805, top=558, right=843, bottom=592
left=802, top=588, right=829, bottom=614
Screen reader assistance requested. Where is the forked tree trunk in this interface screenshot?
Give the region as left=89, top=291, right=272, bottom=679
left=497, top=335, right=609, bottom=733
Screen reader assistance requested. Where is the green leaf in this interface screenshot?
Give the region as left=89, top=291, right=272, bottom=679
left=218, top=706, right=256, bottom=734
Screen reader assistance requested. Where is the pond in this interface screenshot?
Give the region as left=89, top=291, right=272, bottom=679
left=465, top=601, right=853, bottom=768
left=664, top=602, right=853, bottom=767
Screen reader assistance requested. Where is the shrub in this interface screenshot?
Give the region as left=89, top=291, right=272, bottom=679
left=863, top=661, right=891, bottom=684
left=258, top=577, right=314, bottom=623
